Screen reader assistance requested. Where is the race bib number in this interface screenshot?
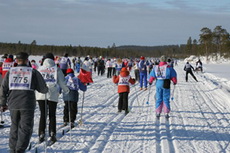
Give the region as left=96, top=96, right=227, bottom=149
left=118, top=75, right=131, bottom=86
left=9, top=67, right=32, bottom=90
left=155, top=65, right=167, bottom=80
left=39, top=66, right=57, bottom=84
left=2, top=62, right=14, bottom=71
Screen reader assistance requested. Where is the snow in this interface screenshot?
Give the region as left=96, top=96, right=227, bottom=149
left=1, top=56, right=230, bottom=153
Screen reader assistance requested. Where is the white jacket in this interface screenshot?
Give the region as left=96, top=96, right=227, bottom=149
left=36, top=58, right=69, bottom=102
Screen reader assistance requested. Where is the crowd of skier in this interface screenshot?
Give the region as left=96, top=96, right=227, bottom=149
left=0, top=52, right=203, bottom=153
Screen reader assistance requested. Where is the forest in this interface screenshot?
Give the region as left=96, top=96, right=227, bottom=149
left=0, top=25, right=230, bottom=59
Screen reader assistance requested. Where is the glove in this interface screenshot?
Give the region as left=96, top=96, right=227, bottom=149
left=0, top=105, right=8, bottom=112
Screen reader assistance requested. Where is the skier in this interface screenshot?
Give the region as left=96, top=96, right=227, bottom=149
left=115, top=58, right=124, bottom=75
left=106, top=59, right=113, bottom=78
left=97, top=56, right=105, bottom=76
left=75, top=57, right=82, bottom=73
left=196, top=59, right=203, bottom=72
left=0, top=52, right=48, bottom=153
left=36, top=53, right=70, bottom=144
left=149, top=55, right=177, bottom=119
left=62, top=68, right=87, bottom=128
left=113, top=67, right=135, bottom=115
left=138, top=56, right=149, bottom=90
left=133, top=60, right=140, bottom=82
left=59, top=53, right=71, bottom=76
left=184, top=62, right=198, bottom=82
left=1, top=54, right=17, bottom=78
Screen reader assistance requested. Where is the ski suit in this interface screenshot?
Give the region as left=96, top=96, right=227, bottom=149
left=149, top=62, right=177, bottom=114
left=63, top=71, right=87, bottom=123
left=138, top=59, right=149, bottom=89
left=113, top=68, right=135, bottom=113
left=184, top=62, right=198, bottom=82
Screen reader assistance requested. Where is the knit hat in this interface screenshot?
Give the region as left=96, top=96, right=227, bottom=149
left=66, top=68, right=74, bottom=74
left=160, top=55, right=166, bottom=62
left=44, top=53, right=55, bottom=60
left=16, top=52, right=29, bottom=60
left=140, top=56, right=145, bottom=60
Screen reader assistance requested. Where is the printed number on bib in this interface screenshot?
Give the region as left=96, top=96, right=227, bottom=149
left=9, top=67, right=33, bottom=90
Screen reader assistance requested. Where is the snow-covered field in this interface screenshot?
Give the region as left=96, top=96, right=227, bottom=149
left=0, top=56, right=230, bottom=153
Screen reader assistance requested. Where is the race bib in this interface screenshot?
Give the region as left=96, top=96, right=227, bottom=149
left=2, top=62, right=14, bottom=71
left=39, top=66, right=57, bottom=85
left=155, top=65, right=167, bottom=80
left=118, top=75, right=131, bottom=86
left=60, top=57, right=67, bottom=64
left=9, top=67, right=33, bottom=90
left=67, top=77, right=79, bottom=90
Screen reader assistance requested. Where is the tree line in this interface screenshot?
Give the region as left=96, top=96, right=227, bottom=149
left=0, top=25, right=229, bottom=59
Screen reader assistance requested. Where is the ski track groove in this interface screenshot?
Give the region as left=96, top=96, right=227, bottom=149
left=192, top=76, right=230, bottom=152
left=99, top=87, right=150, bottom=153
left=171, top=70, right=199, bottom=153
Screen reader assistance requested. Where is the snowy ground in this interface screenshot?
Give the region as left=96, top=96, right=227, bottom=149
left=0, top=57, right=230, bottom=153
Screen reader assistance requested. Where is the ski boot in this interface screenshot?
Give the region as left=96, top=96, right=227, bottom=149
left=165, top=113, right=170, bottom=119
left=39, top=134, right=45, bottom=143
left=156, top=113, right=160, bottom=120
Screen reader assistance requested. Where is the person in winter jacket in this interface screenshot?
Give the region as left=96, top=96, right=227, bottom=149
left=62, top=68, right=87, bottom=128
left=113, top=67, right=135, bottom=115
left=36, top=53, right=70, bottom=144
left=184, top=62, right=198, bottom=82
left=0, top=52, right=48, bottom=153
left=115, top=58, right=124, bottom=75
left=75, top=57, right=82, bottom=73
left=133, top=60, right=140, bottom=82
left=1, top=54, right=17, bottom=78
left=106, top=59, right=113, bottom=78
left=149, top=55, right=177, bottom=119
left=138, top=56, right=149, bottom=90
left=59, top=53, right=71, bottom=76
left=97, top=56, right=105, bottom=76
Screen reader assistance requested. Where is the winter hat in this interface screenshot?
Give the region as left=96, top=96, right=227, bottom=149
left=44, top=53, right=55, bottom=60
left=8, top=54, right=14, bottom=60
left=160, top=55, right=166, bottom=62
left=140, top=56, right=145, bottom=60
left=66, top=68, right=74, bottom=74
left=16, top=52, right=29, bottom=60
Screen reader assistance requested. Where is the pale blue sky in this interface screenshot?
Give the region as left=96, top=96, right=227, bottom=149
left=0, top=0, right=229, bottom=48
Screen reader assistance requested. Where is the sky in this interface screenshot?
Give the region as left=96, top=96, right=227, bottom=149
left=0, top=0, right=230, bottom=48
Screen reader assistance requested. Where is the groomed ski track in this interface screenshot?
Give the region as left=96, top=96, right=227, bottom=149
left=0, top=62, right=230, bottom=153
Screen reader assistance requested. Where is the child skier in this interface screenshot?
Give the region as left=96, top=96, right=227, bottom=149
left=63, top=68, right=87, bottom=128
left=113, top=67, right=135, bottom=115
left=149, top=55, right=177, bottom=119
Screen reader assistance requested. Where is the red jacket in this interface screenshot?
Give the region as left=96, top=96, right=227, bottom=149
left=113, top=68, right=135, bottom=93
left=2, top=58, right=17, bottom=78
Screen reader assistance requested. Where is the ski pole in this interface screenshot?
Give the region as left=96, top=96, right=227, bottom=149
left=44, top=94, right=48, bottom=153
left=78, top=91, right=85, bottom=126
left=171, top=85, right=176, bottom=101
left=68, top=96, right=72, bottom=144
